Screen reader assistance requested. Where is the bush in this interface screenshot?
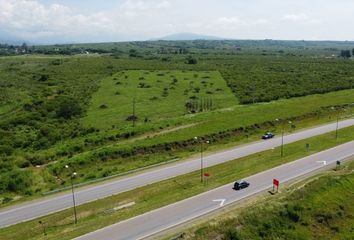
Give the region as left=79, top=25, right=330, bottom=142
left=185, top=56, right=198, bottom=64
left=224, top=228, right=241, bottom=240
left=1, top=196, right=13, bottom=204
left=0, top=145, right=14, bottom=156
left=0, top=169, right=34, bottom=194
left=38, top=74, right=49, bottom=82
left=56, top=98, right=82, bottom=119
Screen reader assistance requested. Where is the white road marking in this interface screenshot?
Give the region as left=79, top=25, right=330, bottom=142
left=316, top=160, right=327, bottom=165
left=213, top=199, right=226, bottom=207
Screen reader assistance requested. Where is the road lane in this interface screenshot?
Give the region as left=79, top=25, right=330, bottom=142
left=0, top=119, right=353, bottom=228
left=76, top=141, right=354, bottom=240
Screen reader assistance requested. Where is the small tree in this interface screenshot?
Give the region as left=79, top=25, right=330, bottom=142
left=185, top=55, right=197, bottom=64
left=56, top=98, right=82, bottom=119
left=340, top=50, right=351, bottom=59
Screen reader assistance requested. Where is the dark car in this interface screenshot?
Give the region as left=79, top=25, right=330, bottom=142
left=262, top=132, right=274, bottom=140
left=233, top=180, right=250, bottom=190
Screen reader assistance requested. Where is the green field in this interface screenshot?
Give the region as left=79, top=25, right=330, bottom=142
left=1, top=125, right=353, bottom=240
left=83, top=70, right=236, bottom=129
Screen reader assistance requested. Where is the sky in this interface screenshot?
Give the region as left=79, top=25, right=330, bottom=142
left=1, top=0, right=354, bottom=44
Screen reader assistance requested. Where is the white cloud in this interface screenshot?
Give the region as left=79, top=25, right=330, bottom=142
left=120, top=0, right=171, bottom=17
left=253, top=19, right=268, bottom=25
left=217, top=17, right=242, bottom=25
left=284, top=14, right=320, bottom=24
left=0, top=0, right=353, bottom=43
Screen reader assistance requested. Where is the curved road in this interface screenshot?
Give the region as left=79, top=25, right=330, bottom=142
left=76, top=141, right=354, bottom=240
left=0, top=119, right=353, bottom=228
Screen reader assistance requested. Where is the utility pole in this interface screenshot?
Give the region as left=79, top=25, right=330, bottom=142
left=281, top=131, right=284, bottom=157
left=194, top=137, right=209, bottom=182
left=276, top=118, right=284, bottom=157
left=200, top=141, right=203, bottom=182
left=65, top=165, right=77, bottom=224
left=335, top=117, right=339, bottom=140
left=70, top=173, right=77, bottom=224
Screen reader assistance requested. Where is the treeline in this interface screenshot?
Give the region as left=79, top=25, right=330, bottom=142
left=339, top=49, right=354, bottom=58
left=222, top=57, right=354, bottom=104
left=0, top=43, right=112, bottom=56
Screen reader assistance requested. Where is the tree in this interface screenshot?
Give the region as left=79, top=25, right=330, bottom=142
left=128, top=49, right=138, bottom=57
left=340, top=50, right=351, bottom=59
left=56, top=98, right=82, bottom=119
left=185, top=55, right=197, bottom=64
left=38, top=74, right=49, bottom=82
left=21, top=42, right=28, bottom=52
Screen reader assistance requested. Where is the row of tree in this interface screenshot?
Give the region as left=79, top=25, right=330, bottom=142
left=339, top=49, right=354, bottom=58
left=185, top=98, right=213, bottom=113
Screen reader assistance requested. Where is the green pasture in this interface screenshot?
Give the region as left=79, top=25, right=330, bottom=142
left=82, top=70, right=236, bottom=129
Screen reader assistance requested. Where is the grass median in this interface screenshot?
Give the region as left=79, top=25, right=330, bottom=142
left=1, top=125, right=354, bottom=240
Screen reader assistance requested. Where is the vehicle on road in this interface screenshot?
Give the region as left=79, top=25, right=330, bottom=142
left=262, top=132, right=274, bottom=139
left=233, top=180, right=250, bottom=190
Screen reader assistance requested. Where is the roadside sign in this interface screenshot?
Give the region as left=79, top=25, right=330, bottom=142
left=273, top=178, right=279, bottom=192
left=203, top=172, right=210, bottom=185
left=273, top=178, right=279, bottom=187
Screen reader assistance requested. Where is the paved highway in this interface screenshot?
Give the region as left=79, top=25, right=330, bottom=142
left=76, top=141, right=354, bottom=240
left=0, top=119, right=353, bottom=228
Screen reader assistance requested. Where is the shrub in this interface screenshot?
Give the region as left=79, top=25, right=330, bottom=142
left=185, top=56, right=198, bottom=64
left=0, top=145, right=14, bottom=156
left=56, top=98, right=82, bottom=119
left=0, top=169, right=34, bottom=194
left=224, top=228, right=241, bottom=240
left=38, top=74, right=49, bottom=82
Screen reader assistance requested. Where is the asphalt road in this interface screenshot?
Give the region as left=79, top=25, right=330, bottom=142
left=0, top=119, right=353, bottom=228
left=76, top=140, right=354, bottom=240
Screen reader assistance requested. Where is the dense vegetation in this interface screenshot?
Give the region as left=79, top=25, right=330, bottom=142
left=187, top=162, right=354, bottom=240
left=0, top=40, right=353, bottom=201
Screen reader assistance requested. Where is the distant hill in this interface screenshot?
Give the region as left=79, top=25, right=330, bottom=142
left=152, top=33, right=226, bottom=41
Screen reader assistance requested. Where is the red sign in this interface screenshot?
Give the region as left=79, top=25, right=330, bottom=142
left=204, top=172, right=210, bottom=177
left=273, top=179, right=279, bottom=187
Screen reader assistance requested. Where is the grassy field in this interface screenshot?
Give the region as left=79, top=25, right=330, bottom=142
left=181, top=161, right=354, bottom=240
left=82, top=70, right=236, bottom=129
left=1, top=125, right=353, bottom=240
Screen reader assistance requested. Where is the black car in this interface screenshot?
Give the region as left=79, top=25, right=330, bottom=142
left=262, top=132, right=274, bottom=140
left=233, top=180, right=250, bottom=190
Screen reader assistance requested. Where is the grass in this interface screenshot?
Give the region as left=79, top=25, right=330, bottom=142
left=82, top=70, right=236, bottom=129
left=180, top=161, right=354, bottom=240
left=1, top=125, right=353, bottom=240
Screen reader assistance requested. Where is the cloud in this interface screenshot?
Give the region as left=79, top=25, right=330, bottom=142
left=0, top=0, right=353, bottom=43
left=0, top=0, right=175, bottom=42
left=217, top=17, right=242, bottom=25
left=213, top=16, right=269, bottom=30
left=119, top=0, right=171, bottom=17
left=283, top=14, right=320, bottom=24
